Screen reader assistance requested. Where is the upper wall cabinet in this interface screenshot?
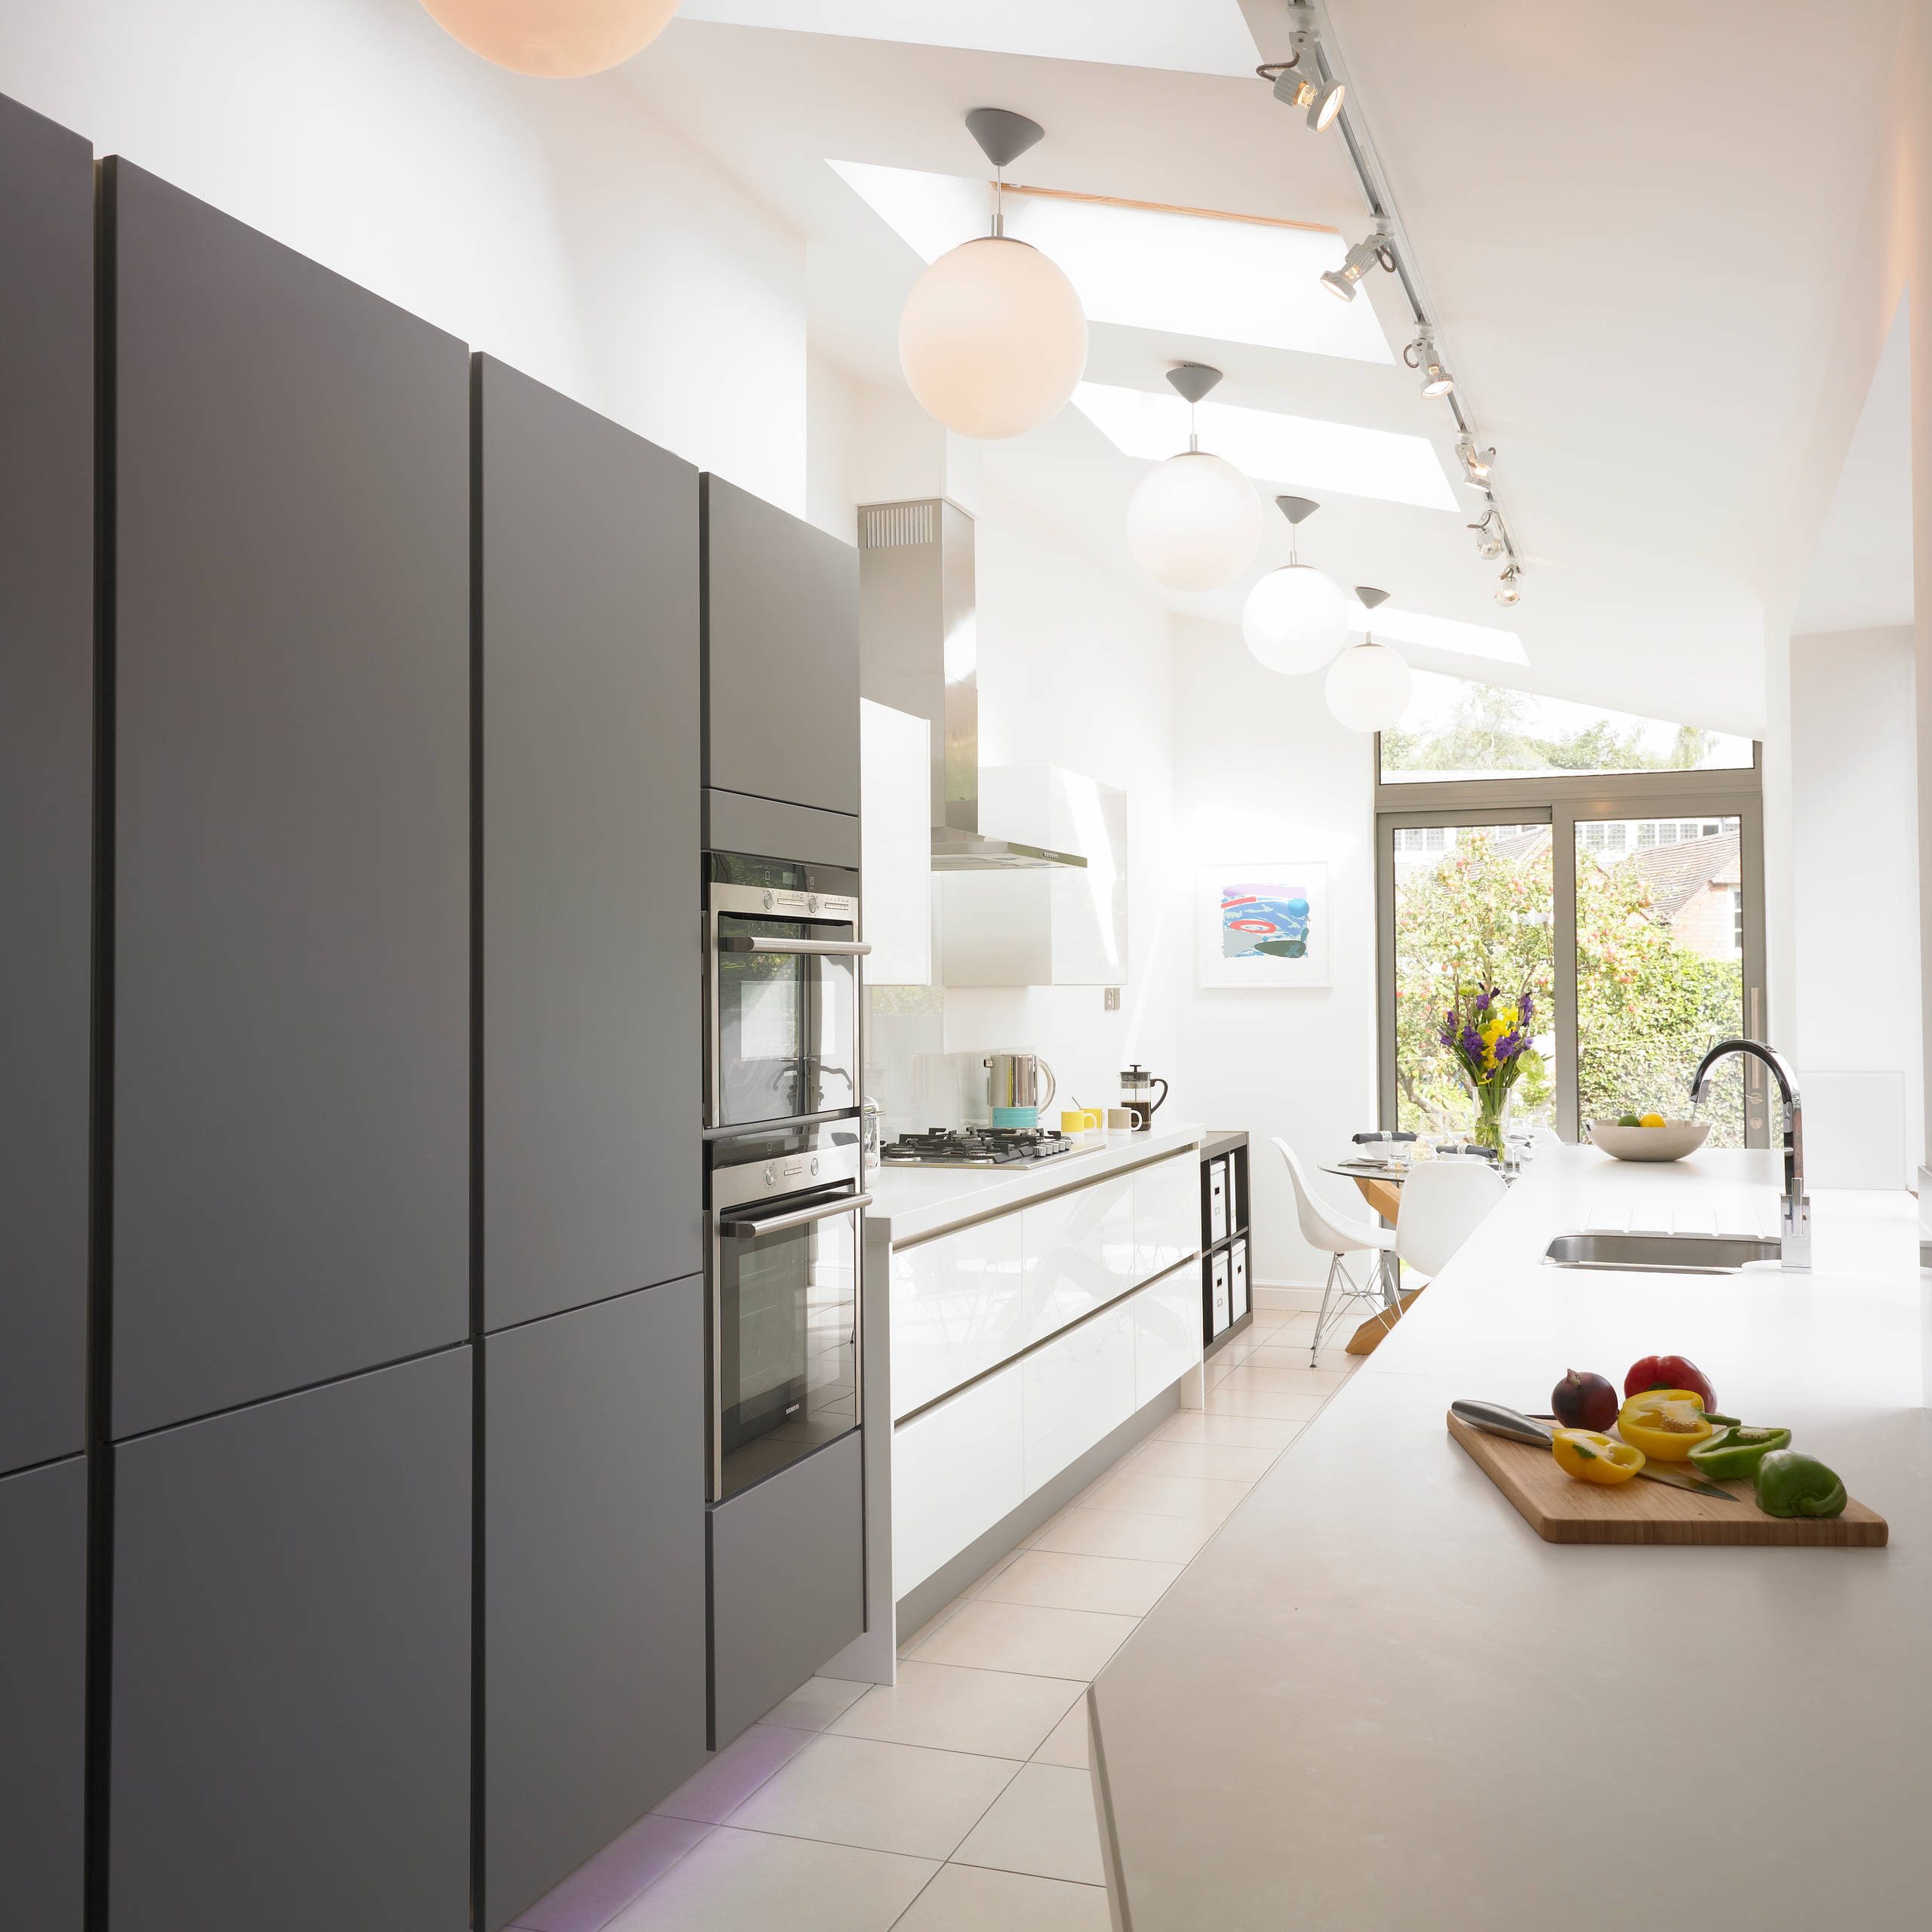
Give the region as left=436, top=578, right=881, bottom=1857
left=702, top=475, right=860, bottom=821
left=109, top=161, right=470, bottom=1439
left=478, top=357, right=701, bottom=1332
left=0, top=94, right=91, bottom=1478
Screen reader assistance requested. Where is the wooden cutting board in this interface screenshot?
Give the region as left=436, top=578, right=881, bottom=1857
left=1447, top=1411, right=1889, bottom=1546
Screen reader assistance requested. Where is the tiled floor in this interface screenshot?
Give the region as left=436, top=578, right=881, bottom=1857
left=512, top=1306, right=1361, bottom=1932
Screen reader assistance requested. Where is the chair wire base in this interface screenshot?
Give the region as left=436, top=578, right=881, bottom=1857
left=1310, top=1250, right=1401, bottom=1364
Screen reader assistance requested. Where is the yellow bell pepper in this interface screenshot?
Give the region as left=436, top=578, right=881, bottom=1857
left=1552, top=1428, right=1645, bottom=1484
left=1617, top=1389, right=1713, bottom=1461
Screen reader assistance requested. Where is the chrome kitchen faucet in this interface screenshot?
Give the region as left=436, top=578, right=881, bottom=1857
left=1690, top=1038, right=1809, bottom=1271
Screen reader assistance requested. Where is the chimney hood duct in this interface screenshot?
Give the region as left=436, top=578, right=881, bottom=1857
left=858, top=498, right=1087, bottom=872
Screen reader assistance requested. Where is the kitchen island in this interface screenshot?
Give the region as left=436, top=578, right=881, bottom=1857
left=1089, top=1146, right=1932, bottom=1929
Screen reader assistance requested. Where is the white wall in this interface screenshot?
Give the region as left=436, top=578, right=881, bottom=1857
left=1168, top=617, right=1379, bottom=1287
left=1790, top=626, right=1923, bottom=1183
left=0, top=0, right=808, bottom=510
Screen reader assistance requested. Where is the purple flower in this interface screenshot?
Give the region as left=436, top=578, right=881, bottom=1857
left=1461, top=1026, right=1482, bottom=1057
left=1475, top=989, right=1491, bottom=1011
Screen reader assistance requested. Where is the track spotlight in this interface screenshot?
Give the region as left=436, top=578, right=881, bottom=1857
left=1455, top=438, right=1494, bottom=486
left=1404, top=331, right=1454, bottom=398
left=1270, top=62, right=1346, bottom=131
left=1467, top=509, right=1505, bottom=559
left=1495, top=565, right=1522, bottom=605
left=1321, top=227, right=1392, bottom=303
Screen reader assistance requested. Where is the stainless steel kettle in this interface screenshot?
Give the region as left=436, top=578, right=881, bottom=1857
left=983, top=1053, right=1057, bottom=1127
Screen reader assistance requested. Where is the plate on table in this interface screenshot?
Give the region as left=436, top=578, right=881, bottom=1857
left=1588, top=1119, right=1710, bottom=1162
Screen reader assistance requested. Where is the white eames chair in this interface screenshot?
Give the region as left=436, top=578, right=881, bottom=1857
left=1394, top=1158, right=1506, bottom=1280
left=1273, top=1139, right=1398, bottom=1366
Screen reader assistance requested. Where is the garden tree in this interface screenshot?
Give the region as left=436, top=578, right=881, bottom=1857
left=1393, top=832, right=1744, bottom=1143
left=1381, top=683, right=1715, bottom=777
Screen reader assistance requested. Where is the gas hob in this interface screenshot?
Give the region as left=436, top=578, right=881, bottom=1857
left=880, top=1127, right=1075, bottom=1168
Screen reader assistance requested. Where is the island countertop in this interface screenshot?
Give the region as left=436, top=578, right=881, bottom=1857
left=1089, top=1146, right=1932, bottom=1930
left=865, top=1121, right=1206, bottom=1246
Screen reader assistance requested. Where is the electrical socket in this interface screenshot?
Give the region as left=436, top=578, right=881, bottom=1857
left=1103, top=986, right=1121, bottom=1011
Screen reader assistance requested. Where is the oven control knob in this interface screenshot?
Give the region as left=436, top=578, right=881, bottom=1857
left=763, top=1163, right=777, bottom=1184
left=762, top=890, right=775, bottom=912
left=808, top=893, right=821, bottom=913
left=811, top=1157, right=820, bottom=1176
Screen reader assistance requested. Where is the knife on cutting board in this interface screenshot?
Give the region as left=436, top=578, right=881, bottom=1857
left=1451, top=1399, right=1741, bottom=1500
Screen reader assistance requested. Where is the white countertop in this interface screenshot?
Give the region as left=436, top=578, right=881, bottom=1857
left=866, top=1121, right=1207, bottom=1246
left=1091, top=1146, right=1932, bottom=1930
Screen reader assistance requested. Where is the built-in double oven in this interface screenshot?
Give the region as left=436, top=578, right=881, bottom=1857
left=703, top=854, right=870, bottom=1503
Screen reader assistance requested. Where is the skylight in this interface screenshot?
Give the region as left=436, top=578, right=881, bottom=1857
left=1348, top=601, right=1529, bottom=666
left=1071, top=380, right=1457, bottom=512
left=829, top=159, right=1395, bottom=364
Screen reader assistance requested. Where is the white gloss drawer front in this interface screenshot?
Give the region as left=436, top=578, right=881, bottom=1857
left=1020, top=1174, right=1136, bottom=1346
left=1133, top=1257, right=1204, bottom=1408
left=1021, top=1301, right=1136, bottom=1494
left=1134, top=1153, right=1200, bottom=1281
left=889, top=1214, right=1025, bottom=1420
left=891, top=1363, right=1024, bottom=1597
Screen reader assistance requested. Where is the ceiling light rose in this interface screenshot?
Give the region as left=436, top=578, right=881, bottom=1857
left=419, top=0, right=680, bottom=77
left=898, top=109, right=1088, bottom=440
left=1324, top=589, right=1412, bottom=731
left=1125, top=365, right=1263, bottom=592
left=1404, top=330, right=1454, bottom=398
left=1321, top=224, right=1392, bottom=303
left=1241, top=495, right=1350, bottom=674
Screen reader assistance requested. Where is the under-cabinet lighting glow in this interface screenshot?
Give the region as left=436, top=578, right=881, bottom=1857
left=829, top=159, right=1394, bottom=363
left=1347, top=601, right=1528, bottom=666
left=1072, top=381, right=1457, bottom=512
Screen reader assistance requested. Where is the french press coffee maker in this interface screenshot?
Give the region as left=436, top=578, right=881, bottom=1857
left=1120, top=1063, right=1169, bottom=1131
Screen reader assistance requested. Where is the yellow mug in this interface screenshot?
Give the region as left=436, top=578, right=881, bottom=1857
left=1060, top=1109, right=1101, bottom=1134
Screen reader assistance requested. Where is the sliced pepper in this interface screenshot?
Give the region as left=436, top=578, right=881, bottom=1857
left=1687, top=1423, right=1792, bottom=1480
left=1616, top=1389, right=1713, bottom=1462
left=1552, top=1428, right=1645, bottom=1485
left=1754, top=1449, right=1848, bottom=1519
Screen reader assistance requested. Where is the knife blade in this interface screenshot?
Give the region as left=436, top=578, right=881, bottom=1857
left=1450, top=1399, right=1741, bottom=1500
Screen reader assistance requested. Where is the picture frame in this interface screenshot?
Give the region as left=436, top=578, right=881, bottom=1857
left=1199, top=862, right=1331, bottom=989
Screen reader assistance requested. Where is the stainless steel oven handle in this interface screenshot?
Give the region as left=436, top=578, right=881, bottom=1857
left=715, top=934, right=872, bottom=957
left=719, top=1192, right=873, bottom=1238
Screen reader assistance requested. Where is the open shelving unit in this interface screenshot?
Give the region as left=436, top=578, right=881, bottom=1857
left=1199, top=1131, right=1252, bottom=1355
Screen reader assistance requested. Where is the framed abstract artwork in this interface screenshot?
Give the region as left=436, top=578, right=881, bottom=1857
left=1199, top=863, right=1331, bottom=988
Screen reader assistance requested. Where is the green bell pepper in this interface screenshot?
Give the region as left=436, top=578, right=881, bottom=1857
left=1753, top=1448, right=1848, bottom=1519
left=1687, top=1423, right=1791, bottom=1480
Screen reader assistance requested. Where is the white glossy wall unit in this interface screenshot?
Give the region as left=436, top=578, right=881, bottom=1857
left=859, top=698, right=931, bottom=986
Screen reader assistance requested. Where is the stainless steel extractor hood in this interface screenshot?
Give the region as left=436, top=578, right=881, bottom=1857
left=858, top=498, right=1086, bottom=872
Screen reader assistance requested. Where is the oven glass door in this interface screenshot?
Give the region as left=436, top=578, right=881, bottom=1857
left=712, top=915, right=861, bottom=1130
left=712, top=1189, right=863, bottom=1501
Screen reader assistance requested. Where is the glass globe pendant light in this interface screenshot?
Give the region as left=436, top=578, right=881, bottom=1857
left=899, top=109, right=1088, bottom=441
left=1124, top=365, right=1263, bottom=592
left=1324, top=588, right=1413, bottom=732
left=420, top=0, right=681, bottom=77
left=1240, top=495, right=1350, bottom=673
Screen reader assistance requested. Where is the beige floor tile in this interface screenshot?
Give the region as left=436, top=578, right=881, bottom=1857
left=1028, top=1506, right=1217, bottom=1564
left=890, top=1861, right=1112, bottom=1930
left=1153, top=1410, right=1306, bottom=1448
left=1210, top=1363, right=1351, bottom=1394
left=905, top=1598, right=1139, bottom=1681
left=651, top=1723, right=814, bottom=1824
left=897, top=1595, right=972, bottom=1658
left=952, top=1762, right=1107, bottom=1886
left=979, top=1548, right=1181, bottom=1617
left=724, top=1734, right=1020, bottom=1860
left=603, top=1826, right=934, bottom=1932
left=512, top=1814, right=711, bottom=1932
left=1232, top=1343, right=1354, bottom=1372
left=1200, top=1387, right=1333, bottom=1420
left=763, top=1675, right=872, bottom=1733
left=1128, top=1438, right=1281, bottom=1482
left=1029, top=1700, right=1090, bottom=1769
left=1080, top=1468, right=1249, bottom=1522
left=829, top=1661, right=1083, bottom=1760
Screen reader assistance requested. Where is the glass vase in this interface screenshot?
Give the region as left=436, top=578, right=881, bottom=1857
left=1466, top=1078, right=1512, bottom=1156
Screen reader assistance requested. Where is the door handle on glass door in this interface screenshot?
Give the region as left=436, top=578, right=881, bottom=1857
left=718, top=1193, right=874, bottom=1238
left=716, top=935, right=872, bottom=956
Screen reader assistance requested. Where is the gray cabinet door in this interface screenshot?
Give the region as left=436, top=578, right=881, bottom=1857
left=709, top=1430, right=864, bottom=1749
left=110, top=1349, right=471, bottom=1932
left=483, top=1277, right=706, bottom=1930
left=0, top=1455, right=87, bottom=1931
left=478, top=356, right=701, bottom=1331
left=0, top=94, right=91, bottom=1476
left=702, top=474, right=860, bottom=817
left=108, top=159, right=469, bottom=1438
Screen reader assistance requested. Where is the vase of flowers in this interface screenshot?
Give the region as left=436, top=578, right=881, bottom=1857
left=1439, top=984, right=1535, bottom=1155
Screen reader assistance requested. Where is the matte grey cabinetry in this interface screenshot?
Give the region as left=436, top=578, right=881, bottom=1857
left=709, top=1431, right=865, bottom=1748
left=478, top=355, right=701, bottom=1331
left=108, top=160, right=470, bottom=1438
left=702, top=472, right=860, bottom=819
left=0, top=1456, right=86, bottom=1932
left=483, top=1278, right=707, bottom=1930
left=110, top=1349, right=471, bottom=1932
left=0, top=92, right=91, bottom=1477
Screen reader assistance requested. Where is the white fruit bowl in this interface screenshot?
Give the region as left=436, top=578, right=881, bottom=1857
left=1588, top=1119, right=1712, bottom=1162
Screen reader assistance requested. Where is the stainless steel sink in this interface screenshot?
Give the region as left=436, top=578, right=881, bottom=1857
left=1543, top=1231, right=1783, bottom=1274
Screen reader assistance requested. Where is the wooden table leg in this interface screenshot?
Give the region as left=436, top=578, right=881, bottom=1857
left=1350, top=1175, right=1402, bottom=1223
